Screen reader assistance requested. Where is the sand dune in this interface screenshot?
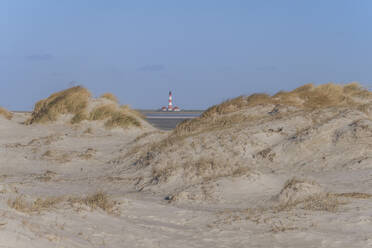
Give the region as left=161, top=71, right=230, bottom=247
left=1, top=84, right=372, bottom=247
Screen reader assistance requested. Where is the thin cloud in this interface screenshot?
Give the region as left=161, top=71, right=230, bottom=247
left=26, top=54, right=54, bottom=61
left=138, top=64, right=165, bottom=72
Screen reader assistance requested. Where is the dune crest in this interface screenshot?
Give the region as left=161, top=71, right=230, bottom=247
left=25, top=86, right=145, bottom=129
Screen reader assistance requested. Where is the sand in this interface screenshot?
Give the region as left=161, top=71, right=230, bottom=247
left=2, top=88, right=372, bottom=247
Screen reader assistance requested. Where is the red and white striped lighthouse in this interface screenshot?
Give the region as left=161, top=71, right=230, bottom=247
left=161, top=91, right=180, bottom=111
left=167, top=91, right=173, bottom=111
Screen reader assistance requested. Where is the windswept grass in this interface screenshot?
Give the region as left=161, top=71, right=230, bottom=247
left=8, top=196, right=64, bottom=213
left=89, top=104, right=142, bottom=128
left=274, top=178, right=342, bottom=212
left=89, top=104, right=117, bottom=121
left=0, top=107, right=13, bottom=120
left=100, top=93, right=119, bottom=103
left=104, top=110, right=141, bottom=129
left=120, top=105, right=145, bottom=120
left=68, top=192, right=117, bottom=214
left=26, top=86, right=91, bottom=124
left=8, top=192, right=118, bottom=214
left=202, top=82, right=371, bottom=119
left=25, top=86, right=144, bottom=128
left=70, top=111, right=88, bottom=124
left=175, top=82, right=372, bottom=136
left=151, top=156, right=247, bottom=185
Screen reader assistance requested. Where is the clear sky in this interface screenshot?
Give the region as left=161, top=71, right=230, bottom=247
left=1, top=0, right=372, bottom=110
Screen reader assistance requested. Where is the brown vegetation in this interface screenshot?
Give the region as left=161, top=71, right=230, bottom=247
left=89, top=104, right=117, bottom=120
left=335, top=192, right=372, bottom=199
left=101, top=93, right=119, bottom=103
left=174, top=82, right=372, bottom=137
left=8, top=196, right=63, bottom=213
left=0, top=107, right=13, bottom=120
left=25, top=86, right=143, bottom=128
left=275, top=178, right=342, bottom=212
left=151, top=156, right=248, bottom=185
left=26, top=86, right=91, bottom=124
left=8, top=192, right=117, bottom=214
left=68, top=192, right=117, bottom=214
left=104, top=110, right=141, bottom=129
left=70, top=111, right=88, bottom=124
left=86, top=104, right=142, bottom=128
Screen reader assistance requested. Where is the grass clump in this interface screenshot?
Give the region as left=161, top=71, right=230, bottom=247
left=70, top=111, right=88, bottom=124
left=25, top=86, right=144, bottom=129
left=68, top=192, right=117, bottom=214
left=8, top=196, right=63, bottom=213
left=100, top=93, right=119, bottom=103
left=0, top=107, right=13, bottom=120
left=151, top=156, right=247, bottom=185
left=275, top=178, right=342, bottom=212
left=175, top=82, right=372, bottom=136
left=26, top=86, right=91, bottom=124
left=76, top=103, right=142, bottom=129
left=104, top=110, right=141, bottom=129
left=8, top=192, right=118, bottom=214
left=202, top=82, right=371, bottom=119
left=89, top=104, right=116, bottom=121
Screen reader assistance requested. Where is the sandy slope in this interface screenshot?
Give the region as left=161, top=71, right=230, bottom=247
left=2, top=99, right=372, bottom=247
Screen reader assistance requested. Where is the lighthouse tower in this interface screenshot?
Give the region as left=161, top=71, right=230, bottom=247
left=161, top=91, right=180, bottom=111
left=167, top=91, right=173, bottom=111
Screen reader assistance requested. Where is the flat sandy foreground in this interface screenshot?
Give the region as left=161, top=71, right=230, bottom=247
left=2, top=84, right=372, bottom=247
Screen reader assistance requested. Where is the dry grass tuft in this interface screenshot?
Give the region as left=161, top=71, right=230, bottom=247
left=275, top=178, right=342, bottom=212
left=26, top=86, right=91, bottom=124
left=68, top=192, right=117, bottom=214
left=275, top=193, right=341, bottom=212
left=151, top=156, right=247, bottom=185
left=81, top=103, right=141, bottom=129
left=174, top=113, right=249, bottom=137
left=89, top=104, right=117, bottom=121
left=201, top=96, right=247, bottom=118
left=104, top=110, right=141, bottom=129
left=8, top=196, right=63, bottom=213
left=335, top=192, right=372, bottom=199
left=100, top=93, right=119, bottom=103
left=24, top=86, right=144, bottom=129
left=175, top=82, right=372, bottom=136
left=8, top=192, right=118, bottom=214
left=70, top=111, right=88, bottom=124
left=0, top=107, right=13, bottom=120
left=273, top=82, right=371, bottom=109
left=120, top=105, right=145, bottom=119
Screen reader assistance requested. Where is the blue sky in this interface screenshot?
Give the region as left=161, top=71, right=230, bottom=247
left=1, top=0, right=372, bottom=110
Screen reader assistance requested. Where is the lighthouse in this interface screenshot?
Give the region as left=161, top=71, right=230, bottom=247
left=161, top=91, right=180, bottom=111
left=167, top=91, right=173, bottom=111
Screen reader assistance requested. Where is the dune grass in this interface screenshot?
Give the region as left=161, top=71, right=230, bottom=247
left=174, top=83, right=372, bottom=137
left=70, top=111, right=88, bottom=124
left=26, top=86, right=91, bottom=124
left=25, top=86, right=143, bottom=128
left=0, top=107, right=13, bottom=120
left=104, top=110, right=141, bottom=129
left=100, top=93, right=119, bottom=103
left=8, top=192, right=117, bottom=214
left=89, top=104, right=117, bottom=121
left=68, top=192, right=116, bottom=213
left=8, top=196, right=64, bottom=213
left=202, top=82, right=371, bottom=119
left=88, top=104, right=141, bottom=128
